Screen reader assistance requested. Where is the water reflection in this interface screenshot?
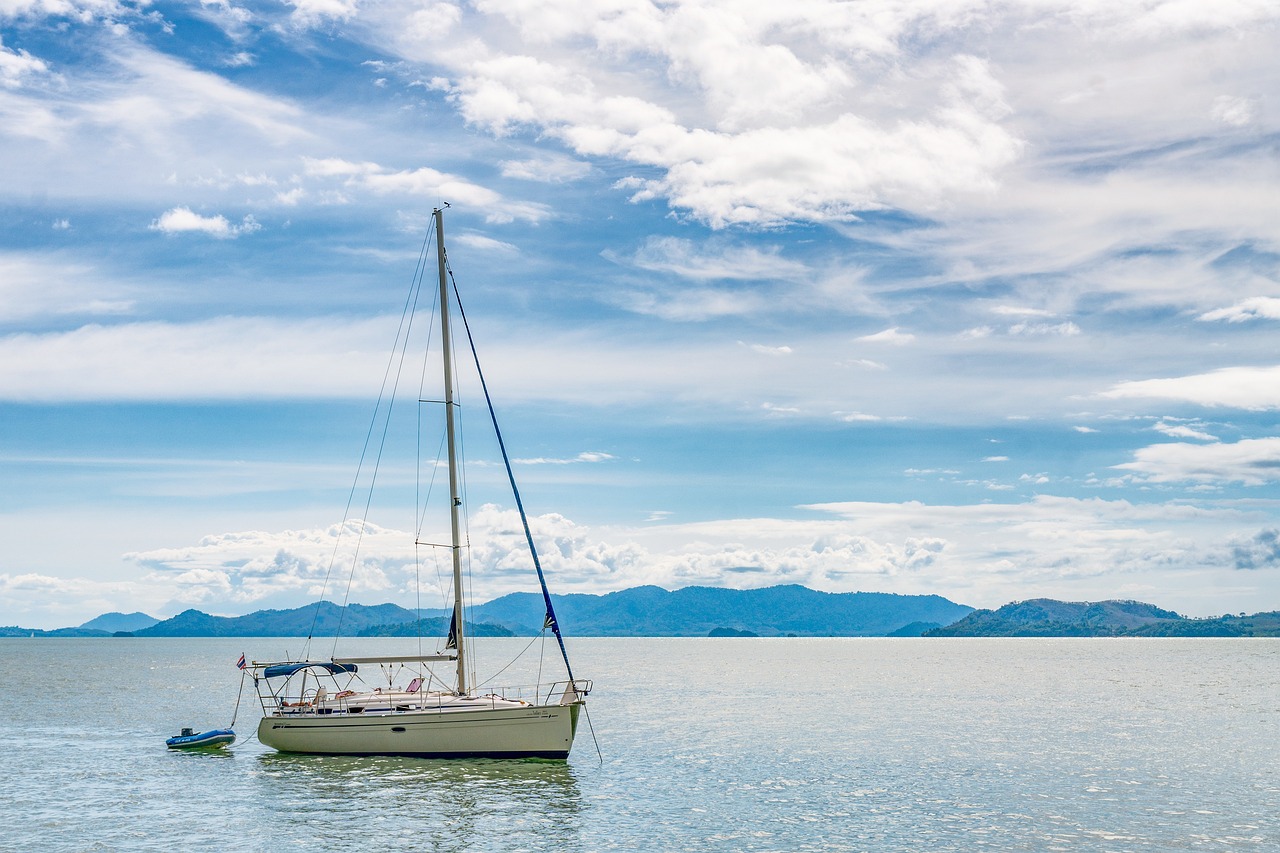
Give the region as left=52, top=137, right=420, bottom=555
left=249, top=753, right=584, bottom=851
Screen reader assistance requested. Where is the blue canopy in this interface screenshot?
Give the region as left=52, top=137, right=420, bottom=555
left=262, top=661, right=358, bottom=679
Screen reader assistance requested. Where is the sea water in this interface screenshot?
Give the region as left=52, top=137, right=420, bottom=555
left=0, top=637, right=1275, bottom=851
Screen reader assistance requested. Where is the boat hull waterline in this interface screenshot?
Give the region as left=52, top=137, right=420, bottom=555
left=257, top=702, right=580, bottom=759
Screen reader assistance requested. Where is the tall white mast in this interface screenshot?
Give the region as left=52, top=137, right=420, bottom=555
left=435, top=206, right=467, bottom=696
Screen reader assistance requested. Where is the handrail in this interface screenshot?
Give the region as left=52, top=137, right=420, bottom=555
left=254, top=677, right=591, bottom=717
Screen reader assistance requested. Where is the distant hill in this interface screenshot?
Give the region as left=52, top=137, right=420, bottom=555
left=0, top=625, right=112, bottom=638
left=708, top=627, right=760, bottom=637
left=23, top=589, right=1276, bottom=640
left=357, top=617, right=514, bottom=638
left=132, top=601, right=515, bottom=638
left=468, top=584, right=974, bottom=637
left=79, top=611, right=159, bottom=633
left=924, top=599, right=1278, bottom=637
left=135, top=601, right=419, bottom=637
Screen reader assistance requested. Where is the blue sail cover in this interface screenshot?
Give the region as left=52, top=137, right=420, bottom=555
left=262, top=661, right=358, bottom=679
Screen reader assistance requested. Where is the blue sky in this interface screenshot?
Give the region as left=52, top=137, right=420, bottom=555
left=3, top=0, right=1279, bottom=628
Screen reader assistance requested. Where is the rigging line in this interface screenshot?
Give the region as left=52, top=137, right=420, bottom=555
left=446, top=262, right=577, bottom=685
left=455, top=361, right=480, bottom=691
left=305, top=221, right=436, bottom=652
left=470, top=631, right=543, bottom=691
left=330, top=222, right=434, bottom=656
left=414, top=267, right=442, bottom=657
left=584, top=702, right=603, bottom=765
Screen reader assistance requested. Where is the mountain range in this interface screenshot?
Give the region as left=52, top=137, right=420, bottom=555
left=2, top=584, right=971, bottom=638
left=5, top=587, right=1279, bottom=639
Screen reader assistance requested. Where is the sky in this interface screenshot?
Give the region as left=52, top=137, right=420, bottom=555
left=2, top=0, right=1279, bottom=628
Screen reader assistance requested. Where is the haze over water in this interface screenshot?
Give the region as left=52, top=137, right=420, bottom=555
left=1, top=637, right=1275, bottom=851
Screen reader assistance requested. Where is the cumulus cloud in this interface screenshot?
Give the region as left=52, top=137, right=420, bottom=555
left=0, top=38, right=50, bottom=88
left=127, top=519, right=415, bottom=608
left=11, top=492, right=1280, bottom=622
left=1114, top=437, right=1280, bottom=486
left=396, top=6, right=1027, bottom=227
left=150, top=206, right=261, bottom=238
left=1232, top=529, right=1280, bottom=570
left=288, top=0, right=360, bottom=24
left=109, top=494, right=1274, bottom=616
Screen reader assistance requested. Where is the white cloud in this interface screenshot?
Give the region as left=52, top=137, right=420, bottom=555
left=149, top=206, right=261, bottom=238
left=398, top=6, right=1026, bottom=227
left=742, top=342, right=792, bottom=356
left=1101, top=365, right=1280, bottom=411
left=288, top=0, right=359, bottom=24
left=1008, top=321, right=1081, bottom=337
left=85, top=45, right=311, bottom=147
left=993, top=305, right=1055, bottom=317
left=0, top=38, right=50, bottom=88
left=0, top=253, right=135, bottom=321
left=11, top=493, right=1280, bottom=623
left=500, top=154, right=591, bottom=183
left=514, top=451, right=617, bottom=465
left=1198, top=297, right=1280, bottom=323
left=0, top=316, right=397, bottom=400
left=1231, top=529, right=1280, bottom=570
left=1211, top=95, right=1257, bottom=128
left=1114, top=438, right=1280, bottom=486
left=301, top=157, right=548, bottom=223
left=1153, top=419, right=1217, bottom=442
left=453, top=232, right=518, bottom=253
left=857, top=327, right=914, bottom=345
left=621, top=236, right=809, bottom=282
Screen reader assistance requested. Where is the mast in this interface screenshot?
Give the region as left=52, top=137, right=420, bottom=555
left=435, top=206, right=468, bottom=696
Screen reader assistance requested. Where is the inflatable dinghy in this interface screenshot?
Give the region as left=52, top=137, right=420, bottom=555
left=166, top=727, right=235, bottom=749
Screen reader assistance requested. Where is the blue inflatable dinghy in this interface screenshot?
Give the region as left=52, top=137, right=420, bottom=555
left=166, top=727, right=235, bottom=749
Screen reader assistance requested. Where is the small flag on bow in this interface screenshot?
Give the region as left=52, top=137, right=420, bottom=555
left=236, top=653, right=246, bottom=670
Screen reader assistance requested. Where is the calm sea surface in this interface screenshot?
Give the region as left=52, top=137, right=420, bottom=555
left=0, top=637, right=1275, bottom=852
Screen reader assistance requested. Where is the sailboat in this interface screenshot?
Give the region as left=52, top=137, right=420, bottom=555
left=244, top=207, right=591, bottom=759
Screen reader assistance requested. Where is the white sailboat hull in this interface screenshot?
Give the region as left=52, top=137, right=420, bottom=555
left=257, top=702, right=581, bottom=759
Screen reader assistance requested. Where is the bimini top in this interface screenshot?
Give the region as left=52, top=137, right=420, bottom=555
left=261, top=661, right=358, bottom=679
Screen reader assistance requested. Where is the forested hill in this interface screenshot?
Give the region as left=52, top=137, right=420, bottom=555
left=924, top=599, right=1280, bottom=637
left=11, top=590, right=1280, bottom=638
left=4, top=585, right=973, bottom=638
left=468, top=584, right=974, bottom=637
